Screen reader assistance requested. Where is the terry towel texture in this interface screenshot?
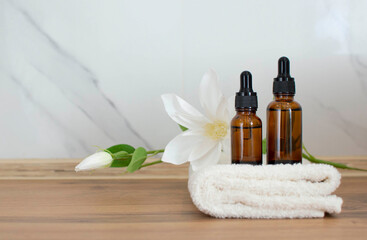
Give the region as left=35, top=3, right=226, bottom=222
left=188, top=164, right=343, bottom=219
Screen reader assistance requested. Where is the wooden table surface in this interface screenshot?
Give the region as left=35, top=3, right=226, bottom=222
left=0, top=157, right=366, bottom=240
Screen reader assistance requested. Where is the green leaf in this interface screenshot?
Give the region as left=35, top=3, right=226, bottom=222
left=106, top=144, right=135, bottom=154
left=262, top=139, right=267, bottom=154
left=110, top=157, right=131, bottom=168
left=105, top=144, right=135, bottom=168
left=111, top=150, right=128, bottom=160
left=179, top=124, right=188, bottom=132
left=127, top=147, right=148, bottom=173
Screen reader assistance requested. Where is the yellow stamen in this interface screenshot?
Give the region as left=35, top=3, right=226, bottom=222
left=204, top=120, right=228, bottom=140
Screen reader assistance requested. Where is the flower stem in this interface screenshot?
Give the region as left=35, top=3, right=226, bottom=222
left=147, top=149, right=164, bottom=155
left=112, top=149, right=164, bottom=161
left=302, top=144, right=367, bottom=171
left=140, top=160, right=163, bottom=169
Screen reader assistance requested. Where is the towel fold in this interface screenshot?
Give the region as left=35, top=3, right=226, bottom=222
left=188, top=164, right=343, bottom=219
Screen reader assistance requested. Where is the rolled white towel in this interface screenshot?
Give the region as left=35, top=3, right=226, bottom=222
left=188, top=164, right=343, bottom=219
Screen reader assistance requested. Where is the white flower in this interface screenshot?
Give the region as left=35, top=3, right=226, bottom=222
left=161, top=69, right=232, bottom=171
left=75, top=152, right=113, bottom=172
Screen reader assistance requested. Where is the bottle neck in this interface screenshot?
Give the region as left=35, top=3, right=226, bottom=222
left=236, top=108, right=257, bottom=115
left=274, top=93, right=294, bottom=102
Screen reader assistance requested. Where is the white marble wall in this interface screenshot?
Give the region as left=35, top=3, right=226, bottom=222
left=1, top=0, right=366, bottom=158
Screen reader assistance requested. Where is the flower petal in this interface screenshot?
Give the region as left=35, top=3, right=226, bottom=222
left=216, top=95, right=230, bottom=122
left=181, top=128, right=205, bottom=136
left=227, top=95, right=236, bottom=120
left=221, top=135, right=231, bottom=154
left=220, top=136, right=231, bottom=164
left=190, top=142, right=222, bottom=171
left=199, top=69, right=225, bottom=121
left=161, top=94, right=208, bottom=129
left=188, top=137, right=217, bottom=162
left=161, top=131, right=202, bottom=165
left=75, top=152, right=113, bottom=172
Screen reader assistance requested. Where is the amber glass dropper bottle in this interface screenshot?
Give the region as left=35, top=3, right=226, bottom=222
left=267, top=57, right=302, bottom=164
left=231, top=71, right=262, bottom=165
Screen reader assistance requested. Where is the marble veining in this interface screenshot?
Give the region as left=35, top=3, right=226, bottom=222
left=3, top=0, right=152, bottom=157
left=318, top=102, right=367, bottom=151
left=18, top=2, right=151, bottom=147
left=1, top=0, right=367, bottom=157
left=10, top=74, right=91, bottom=155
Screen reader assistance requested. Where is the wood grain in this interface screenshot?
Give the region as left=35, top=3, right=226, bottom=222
left=0, top=157, right=366, bottom=179
left=0, top=158, right=366, bottom=240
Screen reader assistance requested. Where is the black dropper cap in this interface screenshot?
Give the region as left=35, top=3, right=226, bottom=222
left=273, top=56, right=295, bottom=94
left=235, top=71, right=258, bottom=109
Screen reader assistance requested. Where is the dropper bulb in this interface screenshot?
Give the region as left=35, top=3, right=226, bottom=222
left=278, top=56, right=290, bottom=76
left=273, top=56, right=295, bottom=94
left=235, top=70, right=257, bottom=108
left=240, top=71, right=252, bottom=90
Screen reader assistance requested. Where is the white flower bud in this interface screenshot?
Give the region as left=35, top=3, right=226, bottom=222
left=75, top=152, right=113, bottom=172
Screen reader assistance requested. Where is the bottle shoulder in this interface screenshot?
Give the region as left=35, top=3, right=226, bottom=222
left=267, top=100, right=302, bottom=111
left=231, top=113, right=262, bottom=127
